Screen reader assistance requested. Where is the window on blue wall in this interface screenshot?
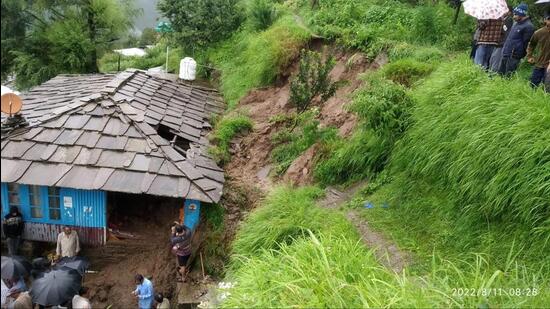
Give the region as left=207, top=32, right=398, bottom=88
left=7, top=183, right=21, bottom=208
left=48, top=187, right=61, bottom=220
left=28, top=185, right=43, bottom=218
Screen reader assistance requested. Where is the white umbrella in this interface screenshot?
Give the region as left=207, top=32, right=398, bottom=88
left=463, top=0, right=509, bottom=19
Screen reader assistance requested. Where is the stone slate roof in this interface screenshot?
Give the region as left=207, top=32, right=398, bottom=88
left=1, top=70, right=225, bottom=203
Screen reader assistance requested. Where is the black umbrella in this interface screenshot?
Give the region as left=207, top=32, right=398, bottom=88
left=30, top=268, right=81, bottom=306
left=1, top=255, right=31, bottom=280
left=53, top=256, right=90, bottom=276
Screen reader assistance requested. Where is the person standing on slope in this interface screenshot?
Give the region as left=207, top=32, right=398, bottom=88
left=498, top=3, right=535, bottom=76
left=526, top=13, right=550, bottom=88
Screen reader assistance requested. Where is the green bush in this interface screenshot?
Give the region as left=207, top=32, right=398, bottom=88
left=314, top=129, right=391, bottom=185
left=248, top=0, right=279, bottom=31
left=289, top=49, right=337, bottom=113
left=98, top=43, right=183, bottom=73
left=314, top=76, right=414, bottom=185
left=209, top=114, right=253, bottom=165
left=392, top=57, right=550, bottom=231
left=158, top=0, right=242, bottom=50
left=381, top=58, right=434, bottom=87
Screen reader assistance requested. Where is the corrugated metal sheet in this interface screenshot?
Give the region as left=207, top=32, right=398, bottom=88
left=1, top=183, right=106, bottom=245
left=22, top=223, right=104, bottom=246
left=61, top=188, right=106, bottom=228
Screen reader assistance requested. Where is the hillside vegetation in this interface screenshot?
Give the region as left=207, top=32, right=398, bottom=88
left=156, top=0, right=549, bottom=307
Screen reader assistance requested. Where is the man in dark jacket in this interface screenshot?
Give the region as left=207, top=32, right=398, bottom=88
left=526, top=14, right=550, bottom=88
left=498, top=3, right=535, bottom=76
left=3, top=206, right=24, bottom=256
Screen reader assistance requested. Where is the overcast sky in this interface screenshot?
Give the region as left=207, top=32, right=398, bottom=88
left=133, top=0, right=161, bottom=34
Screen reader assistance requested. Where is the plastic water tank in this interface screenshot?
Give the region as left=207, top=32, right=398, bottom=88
left=179, top=57, right=197, bottom=81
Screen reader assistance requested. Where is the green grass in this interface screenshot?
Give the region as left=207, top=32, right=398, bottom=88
left=314, top=76, right=414, bottom=185
left=297, top=0, right=473, bottom=57
left=229, top=186, right=355, bottom=264
left=392, top=57, right=550, bottom=231
left=222, top=186, right=550, bottom=308
left=381, top=58, right=434, bottom=87
left=209, top=114, right=253, bottom=164
left=270, top=110, right=337, bottom=175
left=207, top=15, right=310, bottom=108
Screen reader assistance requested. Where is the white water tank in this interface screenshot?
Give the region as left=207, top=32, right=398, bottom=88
left=179, top=57, right=197, bottom=81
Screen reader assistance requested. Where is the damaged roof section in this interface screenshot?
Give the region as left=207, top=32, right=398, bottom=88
left=1, top=70, right=225, bottom=203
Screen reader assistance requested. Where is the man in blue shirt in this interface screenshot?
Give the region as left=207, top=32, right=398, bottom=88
left=133, top=274, right=154, bottom=309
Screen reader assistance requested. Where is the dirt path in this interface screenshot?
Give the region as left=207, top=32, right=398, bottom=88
left=319, top=184, right=411, bottom=273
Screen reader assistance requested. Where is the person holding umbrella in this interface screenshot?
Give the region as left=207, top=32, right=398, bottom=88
left=526, top=13, right=550, bottom=88
left=2, top=206, right=24, bottom=256
left=498, top=3, right=536, bottom=75
left=30, top=268, right=81, bottom=308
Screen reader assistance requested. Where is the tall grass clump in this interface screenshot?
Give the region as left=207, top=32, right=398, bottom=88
left=392, top=57, right=550, bottom=232
left=248, top=0, right=280, bottom=31
left=315, top=77, right=414, bottom=185
left=208, top=15, right=310, bottom=108
left=230, top=186, right=355, bottom=266
left=298, top=0, right=472, bottom=56
left=271, top=110, right=337, bottom=175
left=381, top=58, right=434, bottom=87
left=224, top=225, right=550, bottom=307
left=209, top=114, right=253, bottom=164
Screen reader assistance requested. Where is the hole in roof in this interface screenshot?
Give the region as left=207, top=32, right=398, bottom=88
left=156, top=124, right=191, bottom=155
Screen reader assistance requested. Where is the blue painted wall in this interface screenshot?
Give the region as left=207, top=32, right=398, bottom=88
left=183, top=199, right=201, bottom=231
left=1, top=183, right=106, bottom=228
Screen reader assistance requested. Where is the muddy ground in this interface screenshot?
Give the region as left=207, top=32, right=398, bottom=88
left=226, top=44, right=386, bottom=189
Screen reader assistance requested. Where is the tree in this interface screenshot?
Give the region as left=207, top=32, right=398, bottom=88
left=3, top=0, right=139, bottom=89
left=158, top=0, right=242, bottom=51
left=139, top=27, right=158, bottom=46
left=1, top=0, right=27, bottom=81
left=289, top=50, right=337, bottom=114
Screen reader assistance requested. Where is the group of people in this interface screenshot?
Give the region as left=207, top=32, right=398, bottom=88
left=2, top=208, right=90, bottom=309
left=471, top=3, right=550, bottom=91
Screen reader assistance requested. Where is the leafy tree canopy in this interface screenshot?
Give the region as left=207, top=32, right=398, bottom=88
left=158, top=0, right=242, bottom=51
left=1, top=0, right=140, bottom=89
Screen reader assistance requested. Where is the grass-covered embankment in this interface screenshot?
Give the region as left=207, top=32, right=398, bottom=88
left=348, top=57, right=550, bottom=265
left=222, top=186, right=550, bottom=307
left=206, top=14, right=310, bottom=108
left=218, top=1, right=550, bottom=306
